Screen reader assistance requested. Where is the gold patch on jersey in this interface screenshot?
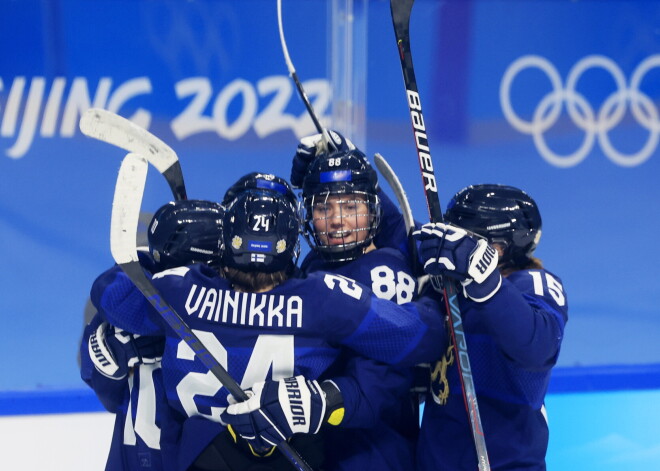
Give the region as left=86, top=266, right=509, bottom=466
left=430, top=342, right=455, bottom=406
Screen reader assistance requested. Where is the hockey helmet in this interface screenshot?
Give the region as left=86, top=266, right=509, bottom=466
left=445, top=184, right=542, bottom=268
left=148, top=200, right=224, bottom=270
left=222, top=172, right=298, bottom=210
left=222, top=189, right=300, bottom=273
left=301, top=148, right=381, bottom=262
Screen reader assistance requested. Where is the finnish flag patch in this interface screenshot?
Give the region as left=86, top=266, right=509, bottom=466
left=251, top=253, right=266, bottom=263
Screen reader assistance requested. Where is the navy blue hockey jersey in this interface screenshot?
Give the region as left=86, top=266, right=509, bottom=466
left=416, top=268, right=568, bottom=471
left=91, top=263, right=445, bottom=468
left=303, top=247, right=422, bottom=471
left=80, top=313, right=180, bottom=471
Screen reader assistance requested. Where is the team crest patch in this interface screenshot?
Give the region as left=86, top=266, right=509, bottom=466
left=276, top=239, right=287, bottom=253
left=231, top=236, right=243, bottom=250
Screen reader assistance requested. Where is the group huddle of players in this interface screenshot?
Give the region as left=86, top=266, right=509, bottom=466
left=81, top=130, right=568, bottom=471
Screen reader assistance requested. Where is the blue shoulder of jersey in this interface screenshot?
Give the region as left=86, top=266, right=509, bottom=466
left=151, top=263, right=230, bottom=293
left=303, top=247, right=413, bottom=281
left=473, top=267, right=568, bottom=369
left=507, top=268, right=568, bottom=328
left=90, top=264, right=158, bottom=335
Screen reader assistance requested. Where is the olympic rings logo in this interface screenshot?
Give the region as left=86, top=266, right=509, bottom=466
left=500, top=55, right=660, bottom=168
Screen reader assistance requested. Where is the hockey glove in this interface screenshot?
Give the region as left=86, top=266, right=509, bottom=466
left=413, top=222, right=502, bottom=302
left=88, top=321, right=165, bottom=380
left=221, top=376, right=343, bottom=453
left=290, top=130, right=355, bottom=188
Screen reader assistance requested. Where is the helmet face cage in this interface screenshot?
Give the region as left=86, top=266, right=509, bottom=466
left=303, top=190, right=381, bottom=262
left=222, top=190, right=301, bottom=273
left=445, top=184, right=542, bottom=268
left=148, top=200, right=224, bottom=270
left=301, top=149, right=381, bottom=262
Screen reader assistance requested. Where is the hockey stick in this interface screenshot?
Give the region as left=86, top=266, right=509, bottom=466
left=80, top=108, right=187, bottom=201
left=276, top=0, right=333, bottom=150
left=374, top=152, right=414, bottom=235
left=111, top=154, right=314, bottom=471
left=390, top=1, right=490, bottom=469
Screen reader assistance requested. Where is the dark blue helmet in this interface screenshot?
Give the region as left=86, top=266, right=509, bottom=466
left=445, top=184, right=542, bottom=268
left=222, top=189, right=300, bottom=273
left=148, top=200, right=224, bottom=271
left=301, top=148, right=381, bottom=262
left=222, top=172, right=298, bottom=210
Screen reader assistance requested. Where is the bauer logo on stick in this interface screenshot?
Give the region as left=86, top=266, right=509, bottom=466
left=406, top=90, right=437, bottom=193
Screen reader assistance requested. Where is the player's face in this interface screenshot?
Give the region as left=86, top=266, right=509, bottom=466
left=312, top=193, right=371, bottom=247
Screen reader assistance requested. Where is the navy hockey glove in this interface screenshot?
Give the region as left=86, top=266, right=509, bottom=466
left=413, top=222, right=502, bottom=302
left=88, top=321, right=165, bottom=380
left=290, top=130, right=355, bottom=188
left=221, top=377, right=343, bottom=453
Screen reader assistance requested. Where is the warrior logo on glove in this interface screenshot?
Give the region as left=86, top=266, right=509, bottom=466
left=285, top=376, right=309, bottom=426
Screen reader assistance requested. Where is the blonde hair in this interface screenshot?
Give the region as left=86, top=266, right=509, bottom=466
left=223, top=267, right=288, bottom=292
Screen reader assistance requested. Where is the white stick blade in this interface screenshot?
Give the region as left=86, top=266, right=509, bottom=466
left=110, top=153, right=148, bottom=265
left=374, top=152, right=414, bottom=233
left=79, top=108, right=177, bottom=174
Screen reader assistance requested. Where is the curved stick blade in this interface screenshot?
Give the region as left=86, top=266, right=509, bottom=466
left=374, top=152, right=414, bottom=234
left=110, top=153, right=148, bottom=265
left=80, top=108, right=187, bottom=200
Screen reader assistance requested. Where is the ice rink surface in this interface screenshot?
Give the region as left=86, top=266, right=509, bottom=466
left=1, top=388, right=658, bottom=470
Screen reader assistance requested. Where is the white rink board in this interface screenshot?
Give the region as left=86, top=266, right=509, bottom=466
left=1, top=388, right=660, bottom=471
left=0, top=412, right=114, bottom=470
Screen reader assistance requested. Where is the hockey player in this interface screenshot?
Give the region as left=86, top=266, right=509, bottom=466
left=413, top=184, right=568, bottom=470
left=92, top=182, right=446, bottom=470
left=221, top=133, right=427, bottom=470
left=80, top=199, right=225, bottom=471
left=298, top=134, right=420, bottom=470
left=290, top=131, right=409, bottom=257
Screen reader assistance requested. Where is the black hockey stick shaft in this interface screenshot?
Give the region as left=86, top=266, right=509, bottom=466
left=119, top=261, right=245, bottom=400
left=112, top=155, right=313, bottom=471
left=390, top=1, right=490, bottom=469
left=162, top=162, right=187, bottom=201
